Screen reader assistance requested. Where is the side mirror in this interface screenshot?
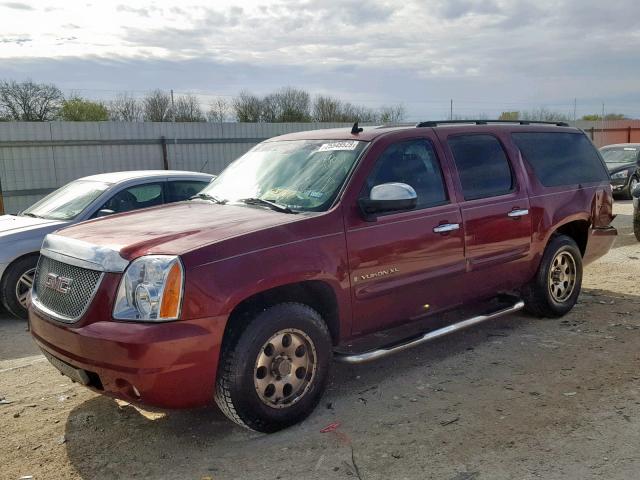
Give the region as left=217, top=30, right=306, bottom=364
left=96, top=209, right=115, bottom=218
left=359, top=182, right=417, bottom=221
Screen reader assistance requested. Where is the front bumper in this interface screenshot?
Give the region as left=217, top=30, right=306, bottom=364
left=30, top=308, right=226, bottom=409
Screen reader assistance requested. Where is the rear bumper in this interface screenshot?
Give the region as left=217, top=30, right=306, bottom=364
left=583, top=226, right=617, bottom=265
left=29, top=308, right=226, bottom=409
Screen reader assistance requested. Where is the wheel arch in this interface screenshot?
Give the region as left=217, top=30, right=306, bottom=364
left=552, top=219, right=589, bottom=256
left=222, top=280, right=341, bottom=348
left=0, top=251, right=40, bottom=286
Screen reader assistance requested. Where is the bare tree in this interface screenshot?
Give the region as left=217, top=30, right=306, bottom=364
left=109, top=93, right=142, bottom=121
left=142, top=89, right=173, bottom=122
left=313, top=95, right=343, bottom=122
left=232, top=90, right=262, bottom=122
left=260, top=93, right=279, bottom=122
left=378, top=104, right=406, bottom=123
left=174, top=94, right=204, bottom=122
left=520, top=108, right=570, bottom=122
left=273, top=87, right=311, bottom=122
left=0, top=79, right=64, bottom=121
left=207, top=98, right=229, bottom=123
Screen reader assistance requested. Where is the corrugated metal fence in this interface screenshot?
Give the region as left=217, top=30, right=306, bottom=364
left=0, top=121, right=357, bottom=214
left=1, top=119, right=638, bottom=214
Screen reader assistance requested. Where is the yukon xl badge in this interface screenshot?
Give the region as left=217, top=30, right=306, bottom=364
left=353, top=267, right=400, bottom=283
left=45, top=273, right=73, bottom=294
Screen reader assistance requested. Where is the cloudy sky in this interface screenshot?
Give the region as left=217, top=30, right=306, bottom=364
left=1, top=0, right=640, bottom=119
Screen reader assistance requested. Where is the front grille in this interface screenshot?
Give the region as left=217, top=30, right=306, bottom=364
left=33, top=255, right=103, bottom=322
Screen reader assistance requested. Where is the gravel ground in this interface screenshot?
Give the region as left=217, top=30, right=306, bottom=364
left=1, top=201, right=638, bottom=480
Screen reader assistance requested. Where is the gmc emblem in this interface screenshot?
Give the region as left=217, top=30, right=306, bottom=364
left=45, top=273, right=73, bottom=294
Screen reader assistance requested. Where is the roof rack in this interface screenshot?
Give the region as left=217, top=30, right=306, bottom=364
left=416, top=120, right=570, bottom=128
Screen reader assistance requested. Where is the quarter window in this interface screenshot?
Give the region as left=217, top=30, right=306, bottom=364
left=448, top=135, right=514, bottom=200
left=363, top=139, right=448, bottom=210
left=512, top=132, right=609, bottom=187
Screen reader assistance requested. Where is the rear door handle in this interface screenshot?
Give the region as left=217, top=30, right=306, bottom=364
left=433, top=223, right=460, bottom=233
left=507, top=209, right=529, bottom=218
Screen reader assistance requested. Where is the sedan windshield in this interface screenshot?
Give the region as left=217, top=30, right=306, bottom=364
left=21, top=180, right=110, bottom=220
left=199, top=139, right=367, bottom=211
left=601, top=147, right=638, bottom=165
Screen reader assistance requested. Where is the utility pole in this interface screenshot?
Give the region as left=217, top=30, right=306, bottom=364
left=170, top=89, right=175, bottom=122
left=573, top=98, right=577, bottom=122
left=450, top=99, right=453, bottom=120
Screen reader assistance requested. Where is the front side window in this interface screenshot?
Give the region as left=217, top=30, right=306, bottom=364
left=101, top=183, right=164, bottom=214
left=200, top=139, right=367, bottom=211
left=448, top=135, right=514, bottom=200
left=362, top=139, right=448, bottom=209
left=21, top=180, right=110, bottom=221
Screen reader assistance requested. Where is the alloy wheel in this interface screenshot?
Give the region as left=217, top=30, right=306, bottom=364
left=15, top=267, right=36, bottom=309
left=254, top=329, right=317, bottom=409
left=548, top=251, right=577, bottom=303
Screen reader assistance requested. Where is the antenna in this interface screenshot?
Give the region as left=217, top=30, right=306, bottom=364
left=351, top=122, right=363, bottom=135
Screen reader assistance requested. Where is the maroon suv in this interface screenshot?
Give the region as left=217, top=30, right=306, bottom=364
left=29, top=121, right=616, bottom=432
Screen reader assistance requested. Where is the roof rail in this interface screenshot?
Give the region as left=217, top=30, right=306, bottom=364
left=416, top=120, right=570, bottom=128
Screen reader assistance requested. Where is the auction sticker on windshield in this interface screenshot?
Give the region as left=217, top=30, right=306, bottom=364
left=317, top=141, right=359, bottom=152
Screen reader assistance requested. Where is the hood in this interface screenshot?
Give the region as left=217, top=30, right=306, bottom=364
left=0, top=215, right=68, bottom=241
left=55, top=201, right=306, bottom=260
left=606, top=162, right=636, bottom=174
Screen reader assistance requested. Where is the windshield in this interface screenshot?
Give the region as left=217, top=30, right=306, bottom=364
left=199, top=139, right=367, bottom=211
left=600, top=147, right=638, bottom=165
left=21, top=180, right=110, bottom=220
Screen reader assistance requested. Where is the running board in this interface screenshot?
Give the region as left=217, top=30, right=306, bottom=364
left=334, top=300, right=525, bottom=364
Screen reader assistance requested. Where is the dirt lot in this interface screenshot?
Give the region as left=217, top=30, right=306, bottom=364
left=1, top=201, right=639, bottom=480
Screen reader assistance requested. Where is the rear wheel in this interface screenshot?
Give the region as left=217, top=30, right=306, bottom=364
left=523, top=235, right=582, bottom=318
left=215, top=302, right=332, bottom=433
left=1, top=255, right=38, bottom=319
left=634, top=207, right=640, bottom=242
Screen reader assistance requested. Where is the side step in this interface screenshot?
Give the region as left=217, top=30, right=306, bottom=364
left=334, top=300, right=525, bottom=364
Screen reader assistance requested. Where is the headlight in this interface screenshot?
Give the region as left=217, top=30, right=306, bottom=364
left=611, top=170, right=629, bottom=179
left=113, top=255, right=184, bottom=321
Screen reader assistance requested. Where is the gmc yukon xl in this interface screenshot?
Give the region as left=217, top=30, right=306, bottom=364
left=29, top=121, right=617, bottom=432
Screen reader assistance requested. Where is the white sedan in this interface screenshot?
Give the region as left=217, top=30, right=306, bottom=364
left=0, top=170, right=213, bottom=319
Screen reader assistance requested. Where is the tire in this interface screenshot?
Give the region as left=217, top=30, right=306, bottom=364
left=623, top=176, right=639, bottom=200
left=215, top=302, right=332, bottom=433
left=523, top=235, right=583, bottom=318
left=1, top=255, right=38, bottom=320
left=634, top=207, right=640, bottom=242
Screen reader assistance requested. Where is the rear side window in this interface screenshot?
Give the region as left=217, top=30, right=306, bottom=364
left=167, top=180, right=209, bottom=202
left=512, top=132, right=609, bottom=187
left=448, top=135, right=514, bottom=200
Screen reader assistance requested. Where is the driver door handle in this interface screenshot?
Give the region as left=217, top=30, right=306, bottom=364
left=433, top=223, right=460, bottom=233
left=507, top=208, right=529, bottom=218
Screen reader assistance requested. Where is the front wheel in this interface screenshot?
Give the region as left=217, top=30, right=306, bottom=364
left=624, top=176, right=639, bottom=200
left=215, top=302, right=332, bottom=433
left=523, top=235, right=583, bottom=318
left=1, top=255, right=38, bottom=319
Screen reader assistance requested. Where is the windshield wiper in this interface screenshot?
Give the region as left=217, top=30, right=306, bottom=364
left=239, top=198, right=296, bottom=214
left=190, top=193, right=227, bottom=204
left=21, top=212, right=42, bottom=218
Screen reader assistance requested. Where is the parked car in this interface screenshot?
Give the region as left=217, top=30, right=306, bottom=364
left=599, top=143, right=640, bottom=199
left=633, top=183, right=640, bottom=241
left=29, top=121, right=616, bottom=433
left=0, top=170, right=213, bottom=319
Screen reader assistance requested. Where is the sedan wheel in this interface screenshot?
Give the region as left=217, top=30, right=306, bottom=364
left=16, top=267, right=36, bottom=309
